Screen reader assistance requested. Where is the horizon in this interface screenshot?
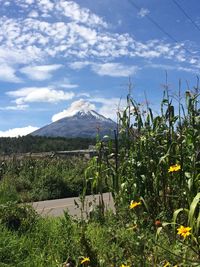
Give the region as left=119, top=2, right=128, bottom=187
left=0, top=0, right=200, bottom=137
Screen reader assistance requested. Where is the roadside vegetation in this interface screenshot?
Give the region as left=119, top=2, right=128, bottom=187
left=0, top=136, right=95, bottom=154
left=0, top=79, right=199, bottom=266
left=0, top=157, right=94, bottom=202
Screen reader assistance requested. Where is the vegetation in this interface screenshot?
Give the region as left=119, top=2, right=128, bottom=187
left=0, top=79, right=199, bottom=266
left=0, top=157, right=99, bottom=202
left=0, top=135, right=95, bottom=154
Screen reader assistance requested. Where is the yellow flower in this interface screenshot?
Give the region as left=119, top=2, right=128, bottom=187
left=168, top=164, right=181, bottom=173
left=129, top=200, right=141, bottom=209
left=163, top=262, right=170, bottom=267
left=121, top=264, right=130, bottom=267
left=80, top=257, right=90, bottom=264
left=177, top=225, right=191, bottom=238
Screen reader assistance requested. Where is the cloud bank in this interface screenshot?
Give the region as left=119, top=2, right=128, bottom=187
left=7, top=87, right=75, bottom=104
left=0, top=125, right=39, bottom=137
left=0, top=0, right=198, bottom=85
left=20, top=64, right=63, bottom=80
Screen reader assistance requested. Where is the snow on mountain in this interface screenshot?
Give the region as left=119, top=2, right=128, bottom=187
left=31, top=110, right=117, bottom=138
left=75, top=110, right=112, bottom=122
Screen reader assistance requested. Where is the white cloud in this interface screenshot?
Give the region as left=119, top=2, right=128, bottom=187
left=20, top=64, right=63, bottom=80
left=138, top=8, right=150, bottom=18
left=0, top=126, right=39, bottom=137
left=0, top=45, right=43, bottom=67
left=0, top=0, right=198, bottom=75
left=25, top=0, right=34, bottom=4
left=51, top=96, right=128, bottom=122
left=90, top=97, right=127, bottom=121
left=37, top=0, right=54, bottom=12
left=70, top=23, right=97, bottom=45
left=51, top=78, right=78, bottom=89
left=77, top=92, right=90, bottom=98
left=176, top=53, right=186, bottom=62
left=28, top=10, right=39, bottom=18
left=91, top=63, right=139, bottom=77
left=69, top=61, right=139, bottom=77
left=56, top=0, right=107, bottom=28
left=0, top=104, right=29, bottom=110
left=4, top=1, right=10, bottom=6
left=0, top=6, right=182, bottom=64
left=0, top=64, right=22, bottom=83
left=52, top=99, right=95, bottom=122
left=7, top=87, right=75, bottom=104
left=59, top=83, right=78, bottom=89
left=149, top=63, right=198, bottom=73
left=69, top=61, right=90, bottom=70
left=9, top=0, right=107, bottom=28
left=177, top=66, right=197, bottom=73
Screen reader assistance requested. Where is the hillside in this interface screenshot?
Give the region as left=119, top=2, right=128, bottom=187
left=31, top=110, right=117, bottom=138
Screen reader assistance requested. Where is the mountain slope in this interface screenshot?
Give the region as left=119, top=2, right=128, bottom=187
left=31, top=110, right=117, bottom=138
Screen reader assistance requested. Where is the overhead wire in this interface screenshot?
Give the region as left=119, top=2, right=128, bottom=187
left=128, top=0, right=179, bottom=43
left=128, top=0, right=199, bottom=62
left=172, top=0, right=200, bottom=33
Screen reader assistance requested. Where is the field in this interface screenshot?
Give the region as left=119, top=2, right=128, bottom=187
left=0, top=84, right=199, bottom=266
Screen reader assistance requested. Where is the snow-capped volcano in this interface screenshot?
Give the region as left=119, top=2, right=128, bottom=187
left=75, top=110, right=113, bottom=122
left=31, top=110, right=117, bottom=138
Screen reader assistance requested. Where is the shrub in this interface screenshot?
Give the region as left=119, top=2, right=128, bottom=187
left=0, top=202, right=39, bottom=232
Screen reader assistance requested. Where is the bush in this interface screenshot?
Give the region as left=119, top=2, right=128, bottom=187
left=0, top=157, right=89, bottom=202
left=0, top=202, right=39, bottom=232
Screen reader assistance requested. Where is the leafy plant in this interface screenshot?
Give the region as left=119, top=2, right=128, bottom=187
left=0, top=202, right=38, bottom=232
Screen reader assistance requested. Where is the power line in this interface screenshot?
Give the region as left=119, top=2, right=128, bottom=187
left=128, top=0, right=199, bottom=61
left=128, top=0, right=178, bottom=43
left=172, top=0, right=200, bottom=33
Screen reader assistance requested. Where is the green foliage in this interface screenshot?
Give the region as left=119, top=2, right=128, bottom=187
left=0, top=213, right=82, bottom=266
left=81, top=78, right=200, bottom=266
left=85, top=79, right=200, bottom=221
left=0, top=157, right=91, bottom=202
left=0, top=202, right=38, bottom=232
left=155, top=193, right=200, bottom=266
left=0, top=135, right=95, bottom=154
left=0, top=178, right=20, bottom=204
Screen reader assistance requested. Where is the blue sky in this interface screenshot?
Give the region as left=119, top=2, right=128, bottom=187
left=0, top=0, right=200, bottom=136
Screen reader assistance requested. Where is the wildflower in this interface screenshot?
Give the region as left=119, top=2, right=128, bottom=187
left=168, top=164, right=181, bottom=173
left=80, top=257, right=90, bottom=265
left=155, top=219, right=162, bottom=227
left=163, top=262, right=170, bottom=267
left=177, top=225, right=191, bottom=238
left=121, top=264, right=130, bottom=267
left=129, top=200, right=141, bottom=209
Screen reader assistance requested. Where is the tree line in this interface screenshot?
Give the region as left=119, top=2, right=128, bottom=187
left=0, top=135, right=96, bottom=154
